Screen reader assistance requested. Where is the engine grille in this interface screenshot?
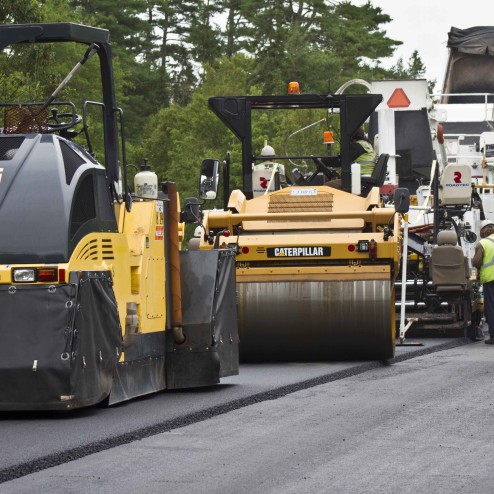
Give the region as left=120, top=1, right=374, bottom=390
left=76, top=238, right=115, bottom=261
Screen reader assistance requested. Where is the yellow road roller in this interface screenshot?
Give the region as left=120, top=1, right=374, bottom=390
left=191, top=91, right=408, bottom=361
left=0, top=23, right=238, bottom=410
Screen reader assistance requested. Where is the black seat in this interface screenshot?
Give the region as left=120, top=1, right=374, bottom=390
left=360, top=153, right=389, bottom=195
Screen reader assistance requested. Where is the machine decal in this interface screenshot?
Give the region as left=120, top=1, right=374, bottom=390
left=155, top=201, right=164, bottom=239
left=267, top=246, right=331, bottom=258
left=155, top=225, right=164, bottom=240
left=445, top=170, right=469, bottom=188
left=290, top=188, right=318, bottom=196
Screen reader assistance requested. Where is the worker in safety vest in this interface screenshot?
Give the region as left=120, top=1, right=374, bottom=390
left=324, top=128, right=376, bottom=189
left=473, top=219, right=494, bottom=344
left=350, top=127, right=376, bottom=176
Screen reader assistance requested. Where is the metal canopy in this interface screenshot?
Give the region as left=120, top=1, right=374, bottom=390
left=0, top=23, right=119, bottom=186
left=0, top=23, right=110, bottom=50
left=208, top=93, right=382, bottom=194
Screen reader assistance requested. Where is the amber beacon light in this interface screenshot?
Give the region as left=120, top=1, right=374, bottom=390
left=288, top=81, right=300, bottom=94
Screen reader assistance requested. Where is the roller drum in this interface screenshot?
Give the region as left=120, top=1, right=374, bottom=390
left=238, top=279, right=393, bottom=361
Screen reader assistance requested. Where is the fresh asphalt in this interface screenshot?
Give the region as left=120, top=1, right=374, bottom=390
left=0, top=337, right=467, bottom=484
left=4, top=338, right=492, bottom=493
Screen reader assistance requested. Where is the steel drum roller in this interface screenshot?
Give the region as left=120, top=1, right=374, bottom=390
left=238, top=279, right=393, bottom=361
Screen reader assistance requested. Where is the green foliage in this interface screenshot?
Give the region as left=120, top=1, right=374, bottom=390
left=134, top=55, right=256, bottom=202
left=0, top=0, right=42, bottom=23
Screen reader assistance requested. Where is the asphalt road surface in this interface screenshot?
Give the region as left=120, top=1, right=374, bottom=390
left=0, top=337, right=477, bottom=491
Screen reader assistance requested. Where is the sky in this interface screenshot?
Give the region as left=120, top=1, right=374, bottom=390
left=355, top=0, right=489, bottom=89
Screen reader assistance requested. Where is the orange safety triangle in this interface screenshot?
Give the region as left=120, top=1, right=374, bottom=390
left=387, top=88, right=411, bottom=108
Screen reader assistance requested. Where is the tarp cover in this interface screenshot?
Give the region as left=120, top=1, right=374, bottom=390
left=443, top=27, right=494, bottom=100
left=448, top=26, right=494, bottom=56
left=166, top=249, right=239, bottom=389
left=0, top=271, right=121, bottom=410
left=70, top=272, right=122, bottom=407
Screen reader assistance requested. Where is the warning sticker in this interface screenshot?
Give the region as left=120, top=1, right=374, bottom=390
left=155, top=225, right=164, bottom=240
left=156, top=201, right=164, bottom=213
left=387, top=88, right=411, bottom=108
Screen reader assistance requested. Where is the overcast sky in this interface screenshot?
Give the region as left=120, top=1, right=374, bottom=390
left=355, top=0, right=489, bottom=89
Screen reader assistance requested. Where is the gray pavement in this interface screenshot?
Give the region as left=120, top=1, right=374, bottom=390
left=0, top=338, right=457, bottom=478
left=2, top=338, right=493, bottom=493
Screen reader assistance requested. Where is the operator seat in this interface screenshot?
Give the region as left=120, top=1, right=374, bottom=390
left=430, top=230, right=470, bottom=292
left=360, top=153, right=389, bottom=196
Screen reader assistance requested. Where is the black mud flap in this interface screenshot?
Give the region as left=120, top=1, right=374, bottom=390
left=0, top=271, right=121, bottom=410
left=109, top=331, right=167, bottom=406
left=166, top=249, right=239, bottom=389
left=70, top=272, right=122, bottom=408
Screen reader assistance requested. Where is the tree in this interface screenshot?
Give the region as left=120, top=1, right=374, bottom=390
left=391, top=50, right=435, bottom=91
left=135, top=54, right=256, bottom=201
left=0, top=0, right=41, bottom=23
left=240, top=0, right=403, bottom=94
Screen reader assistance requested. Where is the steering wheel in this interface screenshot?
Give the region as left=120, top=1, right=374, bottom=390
left=46, top=109, right=82, bottom=132
left=312, top=157, right=340, bottom=181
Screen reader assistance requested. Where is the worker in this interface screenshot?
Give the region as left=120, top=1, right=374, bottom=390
left=473, top=219, right=494, bottom=344
left=252, top=142, right=286, bottom=196
left=325, top=128, right=376, bottom=189
left=350, top=127, right=376, bottom=176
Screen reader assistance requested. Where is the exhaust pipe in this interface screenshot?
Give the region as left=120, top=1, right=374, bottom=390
left=163, top=182, right=185, bottom=344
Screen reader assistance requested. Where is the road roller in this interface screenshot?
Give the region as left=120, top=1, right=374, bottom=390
left=190, top=90, right=408, bottom=361
left=0, top=23, right=238, bottom=410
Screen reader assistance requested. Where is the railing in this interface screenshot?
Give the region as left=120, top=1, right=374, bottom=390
left=432, top=92, right=494, bottom=122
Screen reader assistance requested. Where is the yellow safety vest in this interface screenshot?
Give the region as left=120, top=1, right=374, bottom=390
left=480, top=234, right=494, bottom=283
left=355, top=140, right=376, bottom=175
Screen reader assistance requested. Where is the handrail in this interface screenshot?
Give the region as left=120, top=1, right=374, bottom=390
left=432, top=92, right=494, bottom=121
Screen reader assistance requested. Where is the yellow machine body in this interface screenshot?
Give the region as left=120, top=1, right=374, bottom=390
left=197, top=185, right=402, bottom=361
left=0, top=186, right=238, bottom=411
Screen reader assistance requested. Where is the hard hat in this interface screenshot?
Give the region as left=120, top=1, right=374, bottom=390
left=260, top=145, right=275, bottom=157
left=480, top=219, right=494, bottom=230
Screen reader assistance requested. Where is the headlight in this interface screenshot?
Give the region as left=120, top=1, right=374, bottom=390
left=12, top=268, right=36, bottom=282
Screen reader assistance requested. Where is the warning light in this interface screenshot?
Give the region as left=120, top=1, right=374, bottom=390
left=241, top=246, right=250, bottom=254
left=38, top=268, right=58, bottom=282
left=323, top=131, right=334, bottom=144
left=387, top=88, right=411, bottom=108
left=348, top=244, right=356, bottom=252
left=369, top=239, right=377, bottom=259
left=222, top=229, right=231, bottom=237
left=288, top=82, right=300, bottom=94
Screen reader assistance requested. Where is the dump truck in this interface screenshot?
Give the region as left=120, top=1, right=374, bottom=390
left=432, top=26, right=494, bottom=220
left=0, top=23, right=238, bottom=410
left=190, top=89, right=408, bottom=361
